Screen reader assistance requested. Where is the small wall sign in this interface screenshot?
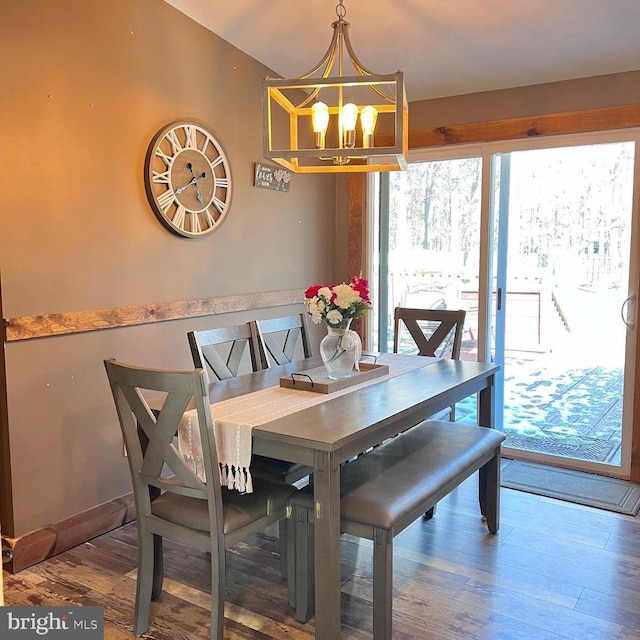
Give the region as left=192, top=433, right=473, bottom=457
left=254, top=162, right=292, bottom=192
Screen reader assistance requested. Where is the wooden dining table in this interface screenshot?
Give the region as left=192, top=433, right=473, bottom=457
left=203, top=353, right=499, bottom=640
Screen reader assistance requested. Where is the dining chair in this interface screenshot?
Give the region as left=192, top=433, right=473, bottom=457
left=252, top=313, right=313, bottom=369
left=104, top=358, right=295, bottom=640
left=393, top=306, right=466, bottom=360
left=393, top=306, right=468, bottom=519
left=188, top=324, right=259, bottom=381
left=393, top=307, right=467, bottom=421
left=187, top=322, right=311, bottom=577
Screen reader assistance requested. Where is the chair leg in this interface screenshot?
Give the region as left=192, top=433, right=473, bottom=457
left=209, top=543, right=226, bottom=640
left=424, top=504, right=437, bottom=520
left=479, top=448, right=501, bottom=534
left=151, top=534, right=164, bottom=600
left=279, top=518, right=288, bottom=579
left=294, top=505, right=315, bottom=623
left=372, top=527, right=393, bottom=640
left=134, top=528, right=154, bottom=636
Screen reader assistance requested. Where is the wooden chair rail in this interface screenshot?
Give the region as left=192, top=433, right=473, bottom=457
left=3, top=289, right=305, bottom=342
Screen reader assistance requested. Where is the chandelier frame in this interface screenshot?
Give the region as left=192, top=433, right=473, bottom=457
left=262, top=2, right=408, bottom=174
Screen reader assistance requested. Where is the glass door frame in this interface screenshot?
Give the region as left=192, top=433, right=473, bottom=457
left=373, top=128, right=640, bottom=477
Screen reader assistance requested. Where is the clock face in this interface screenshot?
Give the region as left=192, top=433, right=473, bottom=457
left=144, top=120, right=232, bottom=238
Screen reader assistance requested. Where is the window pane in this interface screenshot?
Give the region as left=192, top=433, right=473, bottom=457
left=377, top=157, right=482, bottom=358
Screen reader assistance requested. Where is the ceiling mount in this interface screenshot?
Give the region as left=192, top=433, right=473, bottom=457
left=262, top=0, right=408, bottom=174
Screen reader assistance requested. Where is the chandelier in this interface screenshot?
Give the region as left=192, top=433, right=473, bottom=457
left=262, top=0, right=408, bottom=173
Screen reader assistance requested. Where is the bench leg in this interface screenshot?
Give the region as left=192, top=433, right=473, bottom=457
left=293, top=505, right=315, bottom=623
left=372, top=527, right=393, bottom=640
left=424, top=504, right=437, bottom=520
left=479, top=447, right=501, bottom=534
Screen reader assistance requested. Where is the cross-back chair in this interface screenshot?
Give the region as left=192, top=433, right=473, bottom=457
left=393, top=307, right=467, bottom=361
left=394, top=307, right=467, bottom=422
left=188, top=324, right=259, bottom=381
left=252, top=313, right=313, bottom=368
left=104, top=358, right=295, bottom=640
left=187, top=322, right=312, bottom=577
left=392, top=307, right=467, bottom=519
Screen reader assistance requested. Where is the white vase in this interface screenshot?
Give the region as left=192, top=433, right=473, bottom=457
left=320, top=320, right=362, bottom=380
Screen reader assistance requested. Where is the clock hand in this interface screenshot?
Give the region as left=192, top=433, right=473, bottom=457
left=187, top=164, right=207, bottom=183
left=187, top=166, right=207, bottom=205
left=175, top=176, right=197, bottom=195
left=195, top=172, right=207, bottom=204
left=178, top=164, right=208, bottom=202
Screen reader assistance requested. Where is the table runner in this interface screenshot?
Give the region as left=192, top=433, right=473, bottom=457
left=178, top=353, right=435, bottom=492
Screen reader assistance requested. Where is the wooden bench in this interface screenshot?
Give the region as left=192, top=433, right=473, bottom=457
left=289, top=419, right=506, bottom=640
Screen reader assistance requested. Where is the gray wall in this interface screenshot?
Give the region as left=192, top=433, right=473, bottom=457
left=0, top=0, right=336, bottom=537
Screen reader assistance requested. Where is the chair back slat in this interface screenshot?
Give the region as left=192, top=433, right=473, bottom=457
left=252, top=314, right=313, bottom=369
left=188, top=325, right=259, bottom=380
left=118, top=382, right=202, bottom=491
left=393, top=307, right=466, bottom=360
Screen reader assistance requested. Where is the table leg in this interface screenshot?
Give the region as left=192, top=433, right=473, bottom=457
left=313, top=450, right=341, bottom=640
left=478, top=373, right=497, bottom=515
left=478, top=373, right=495, bottom=428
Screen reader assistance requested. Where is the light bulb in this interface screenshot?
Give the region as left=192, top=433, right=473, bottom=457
left=341, top=103, right=358, bottom=148
left=361, top=105, right=378, bottom=148
left=311, top=102, right=330, bottom=149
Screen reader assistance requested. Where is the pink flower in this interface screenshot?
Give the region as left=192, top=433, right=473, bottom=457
left=305, top=284, right=322, bottom=299
left=349, top=275, right=370, bottom=304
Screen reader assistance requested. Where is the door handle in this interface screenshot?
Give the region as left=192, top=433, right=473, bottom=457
left=621, top=295, right=636, bottom=329
left=496, top=287, right=503, bottom=311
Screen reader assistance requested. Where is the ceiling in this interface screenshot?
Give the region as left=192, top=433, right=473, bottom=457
left=163, top=0, right=640, bottom=102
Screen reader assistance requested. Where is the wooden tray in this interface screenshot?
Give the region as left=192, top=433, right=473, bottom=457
left=279, top=362, right=390, bottom=394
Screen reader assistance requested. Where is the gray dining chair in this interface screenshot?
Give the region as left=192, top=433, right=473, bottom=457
left=187, top=322, right=311, bottom=577
left=249, top=315, right=316, bottom=580
left=393, top=307, right=467, bottom=421
left=252, top=313, right=313, bottom=369
left=393, top=307, right=466, bottom=361
left=393, top=306, right=468, bottom=519
left=104, top=358, right=295, bottom=640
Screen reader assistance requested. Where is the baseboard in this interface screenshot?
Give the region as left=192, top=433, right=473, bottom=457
left=2, top=493, right=136, bottom=573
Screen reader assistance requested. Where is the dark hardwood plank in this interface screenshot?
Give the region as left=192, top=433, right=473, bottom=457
left=4, top=478, right=640, bottom=640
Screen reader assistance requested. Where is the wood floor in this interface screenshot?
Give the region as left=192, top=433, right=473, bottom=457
left=4, top=475, right=640, bottom=640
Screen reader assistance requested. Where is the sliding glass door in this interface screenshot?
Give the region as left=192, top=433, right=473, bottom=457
left=491, top=141, right=636, bottom=472
left=373, top=131, right=640, bottom=476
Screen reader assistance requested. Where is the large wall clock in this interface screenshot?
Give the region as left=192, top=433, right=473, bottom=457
left=144, top=120, right=232, bottom=238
